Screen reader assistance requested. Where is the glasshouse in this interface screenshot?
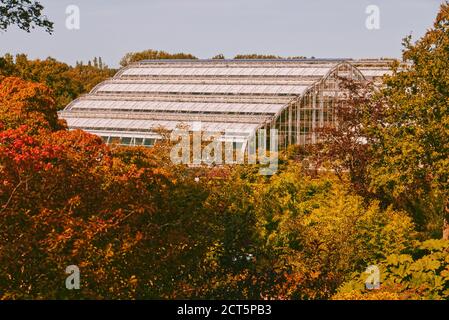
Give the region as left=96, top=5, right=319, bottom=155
left=59, top=59, right=392, bottom=149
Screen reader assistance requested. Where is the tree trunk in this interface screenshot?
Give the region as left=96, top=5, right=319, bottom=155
left=444, top=220, right=449, bottom=240
left=443, top=200, right=449, bottom=240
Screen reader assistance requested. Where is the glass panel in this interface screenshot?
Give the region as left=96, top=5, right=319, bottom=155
left=121, top=137, right=132, bottom=145
left=143, top=138, right=155, bottom=146
left=110, top=137, right=121, bottom=144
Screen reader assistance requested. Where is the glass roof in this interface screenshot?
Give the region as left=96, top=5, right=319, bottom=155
left=358, top=69, right=393, bottom=77
left=70, top=99, right=285, bottom=114
left=121, top=67, right=332, bottom=77
left=95, top=82, right=309, bottom=95
left=60, top=60, right=392, bottom=143
left=64, top=117, right=261, bottom=134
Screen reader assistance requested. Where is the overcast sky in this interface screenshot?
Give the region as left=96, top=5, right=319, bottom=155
left=0, top=0, right=445, bottom=67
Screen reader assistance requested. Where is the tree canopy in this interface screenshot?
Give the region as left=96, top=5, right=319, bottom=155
left=120, top=50, right=197, bottom=67
left=0, top=75, right=418, bottom=299
left=366, top=3, right=449, bottom=236
left=305, top=2, right=449, bottom=239
left=0, top=0, right=53, bottom=33
left=0, top=54, right=116, bottom=110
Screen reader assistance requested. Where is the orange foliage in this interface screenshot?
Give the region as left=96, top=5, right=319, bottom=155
left=0, top=77, right=64, bottom=131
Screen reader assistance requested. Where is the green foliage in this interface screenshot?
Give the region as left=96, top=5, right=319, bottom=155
left=0, top=79, right=417, bottom=299
left=201, top=164, right=416, bottom=299
left=234, top=54, right=282, bottom=60
left=334, top=239, right=449, bottom=300
left=211, top=54, right=225, bottom=60
left=0, top=0, right=53, bottom=33
left=364, top=3, right=449, bottom=235
left=119, top=49, right=197, bottom=67
left=303, top=3, right=449, bottom=237
left=234, top=54, right=308, bottom=60
left=0, top=76, right=424, bottom=299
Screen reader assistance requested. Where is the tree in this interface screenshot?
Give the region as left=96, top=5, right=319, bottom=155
left=365, top=3, right=449, bottom=238
left=0, top=54, right=116, bottom=110
left=0, top=0, right=53, bottom=33
left=211, top=54, right=225, bottom=60
left=304, top=3, right=449, bottom=238
left=201, top=163, right=416, bottom=299
left=233, top=54, right=308, bottom=60
left=0, top=124, right=118, bottom=298
left=0, top=77, right=220, bottom=299
left=0, top=75, right=424, bottom=300
left=120, top=50, right=197, bottom=67
left=0, top=76, right=63, bottom=131
left=234, top=54, right=281, bottom=60
left=305, top=79, right=376, bottom=196
left=253, top=164, right=415, bottom=299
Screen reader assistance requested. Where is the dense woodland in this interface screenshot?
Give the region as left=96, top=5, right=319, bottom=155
left=0, top=54, right=116, bottom=110
left=0, top=1, right=448, bottom=300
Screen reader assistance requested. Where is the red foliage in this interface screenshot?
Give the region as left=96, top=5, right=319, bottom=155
left=0, top=125, right=62, bottom=171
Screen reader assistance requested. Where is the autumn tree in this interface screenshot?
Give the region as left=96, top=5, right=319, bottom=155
left=0, top=54, right=116, bottom=109
left=0, top=77, right=221, bottom=299
left=255, top=165, right=415, bottom=299
left=305, top=79, right=376, bottom=196
left=0, top=75, right=425, bottom=299
left=0, top=0, right=53, bottom=33
left=0, top=76, right=63, bottom=131
left=199, top=163, right=416, bottom=299
left=365, top=3, right=449, bottom=238
left=305, top=3, right=449, bottom=239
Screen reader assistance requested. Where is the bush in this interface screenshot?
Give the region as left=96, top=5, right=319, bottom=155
left=334, top=239, right=449, bottom=300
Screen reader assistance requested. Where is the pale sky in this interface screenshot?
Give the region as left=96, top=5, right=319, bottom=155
left=0, top=0, right=445, bottom=67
